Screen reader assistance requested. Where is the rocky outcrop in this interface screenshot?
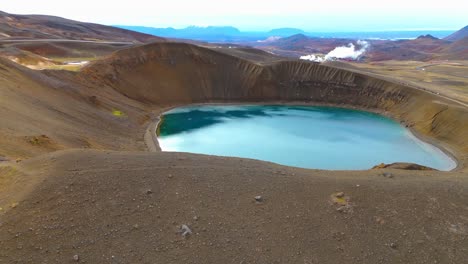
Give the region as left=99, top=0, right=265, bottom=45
left=372, top=162, right=436, bottom=171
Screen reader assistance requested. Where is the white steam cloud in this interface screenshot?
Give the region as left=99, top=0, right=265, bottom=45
left=300, top=40, right=370, bottom=62
left=257, top=36, right=282, bottom=43
left=299, top=54, right=325, bottom=62
left=325, top=40, right=369, bottom=60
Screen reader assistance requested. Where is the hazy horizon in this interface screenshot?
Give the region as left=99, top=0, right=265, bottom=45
left=115, top=26, right=458, bottom=33
left=1, top=0, right=466, bottom=32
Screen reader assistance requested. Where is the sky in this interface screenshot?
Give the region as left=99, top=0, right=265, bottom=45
left=0, top=0, right=466, bottom=32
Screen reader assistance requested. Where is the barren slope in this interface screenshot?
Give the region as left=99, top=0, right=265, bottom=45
left=0, top=57, right=150, bottom=159
left=1, top=150, right=468, bottom=263
left=445, top=25, right=468, bottom=42
left=0, top=10, right=164, bottom=43
left=0, top=42, right=467, bottom=264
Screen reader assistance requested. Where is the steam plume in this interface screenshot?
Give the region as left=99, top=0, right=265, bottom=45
left=300, top=40, right=370, bottom=62
left=325, top=40, right=369, bottom=60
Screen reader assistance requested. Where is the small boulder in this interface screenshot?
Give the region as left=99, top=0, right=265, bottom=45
left=382, top=172, right=394, bottom=178
left=180, top=224, right=192, bottom=238
left=335, top=192, right=345, bottom=198
left=331, top=192, right=353, bottom=213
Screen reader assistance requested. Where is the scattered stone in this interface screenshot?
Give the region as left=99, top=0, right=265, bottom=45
left=336, top=207, right=346, bottom=213
left=331, top=192, right=347, bottom=205
left=389, top=242, right=398, bottom=249
left=168, top=174, right=173, bottom=179
left=331, top=192, right=353, bottom=213
left=335, top=192, right=345, bottom=198
left=448, top=223, right=467, bottom=235
left=73, top=254, right=80, bottom=262
left=375, top=216, right=385, bottom=225
left=254, top=196, right=263, bottom=202
left=382, top=172, right=394, bottom=178
left=180, top=224, right=192, bottom=238
left=146, top=189, right=153, bottom=195
left=193, top=216, right=199, bottom=221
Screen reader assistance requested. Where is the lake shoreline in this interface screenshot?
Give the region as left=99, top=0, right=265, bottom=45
left=147, top=101, right=459, bottom=171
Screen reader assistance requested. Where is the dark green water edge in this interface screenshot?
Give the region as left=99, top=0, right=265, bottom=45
left=158, top=105, right=391, bottom=137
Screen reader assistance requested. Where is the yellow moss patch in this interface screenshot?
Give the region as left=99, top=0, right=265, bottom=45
left=331, top=196, right=347, bottom=206
left=331, top=192, right=349, bottom=206
left=112, top=109, right=125, bottom=117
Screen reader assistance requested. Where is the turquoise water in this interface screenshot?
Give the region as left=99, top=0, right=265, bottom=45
left=157, top=105, right=456, bottom=171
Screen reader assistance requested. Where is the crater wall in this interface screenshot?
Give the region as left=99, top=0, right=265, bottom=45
left=80, top=42, right=468, bottom=168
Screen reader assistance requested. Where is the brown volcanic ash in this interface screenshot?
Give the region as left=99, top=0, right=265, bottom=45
left=2, top=149, right=468, bottom=264
left=438, top=37, right=468, bottom=60
left=0, top=10, right=164, bottom=43
left=0, top=42, right=468, bottom=263
left=366, top=36, right=457, bottom=61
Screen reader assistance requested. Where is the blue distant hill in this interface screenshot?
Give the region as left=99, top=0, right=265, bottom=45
left=116, top=25, right=245, bottom=42
left=268, top=28, right=306, bottom=36
left=115, top=25, right=455, bottom=43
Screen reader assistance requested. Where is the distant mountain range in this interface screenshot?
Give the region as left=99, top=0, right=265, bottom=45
left=116, top=25, right=457, bottom=43
left=254, top=30, right=468, bottom=61
left=0, top=9, right=466, bottom=63
left=116, top=26, right=310, bottom=42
